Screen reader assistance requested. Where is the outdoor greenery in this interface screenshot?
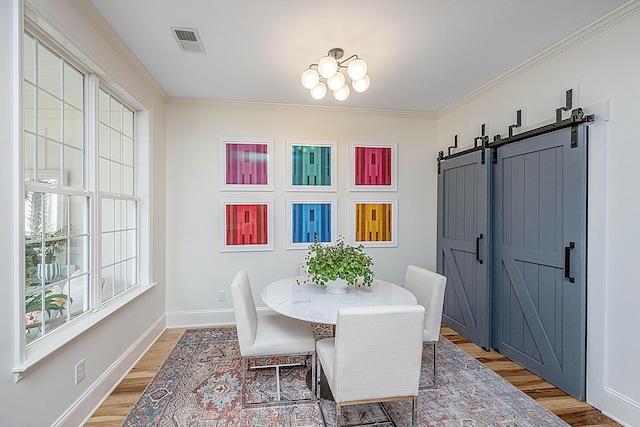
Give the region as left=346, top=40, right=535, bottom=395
left=303, top=236, right=374, bottom=287
left=28, top=225, right=69, bottom=264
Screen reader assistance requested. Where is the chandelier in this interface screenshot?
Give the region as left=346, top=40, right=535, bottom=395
left=300, top=48, right=370, bottom=101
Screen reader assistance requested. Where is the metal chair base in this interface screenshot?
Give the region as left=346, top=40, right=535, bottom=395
left=240, top=351, right=317, bottom=408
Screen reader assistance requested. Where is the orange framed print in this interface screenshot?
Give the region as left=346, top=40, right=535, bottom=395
left=220, top=199, right=274, bottom=252
left=350, top=199, right=398, bottom=247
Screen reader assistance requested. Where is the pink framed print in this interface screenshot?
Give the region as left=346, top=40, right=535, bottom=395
left=220, top=199, right=274, bottom=252
left=350, top=141, right=397, bottom=191
left=219, top=137, right=273, bottom=191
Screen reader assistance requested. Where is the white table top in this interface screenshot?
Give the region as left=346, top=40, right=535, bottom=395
left=261, top=276, right=418, bottom=325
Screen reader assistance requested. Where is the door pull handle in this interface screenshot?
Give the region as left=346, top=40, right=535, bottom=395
left=476, top=234, right=483, bottom=264
left=564, top=242, right=575, bottom=283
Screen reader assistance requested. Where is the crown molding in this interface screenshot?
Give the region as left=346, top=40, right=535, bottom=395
left=70, top=0, right=168, bottom=103
left=438, top=0, right=640, bottom=118
left=25, top=0, right=168, bottom=105
left=168, top=97, right=438, bottom=119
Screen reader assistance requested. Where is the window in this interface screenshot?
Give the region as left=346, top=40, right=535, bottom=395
left=22, top=25, right=140, bottom=346
left=99, top=90, right=138, bottom=301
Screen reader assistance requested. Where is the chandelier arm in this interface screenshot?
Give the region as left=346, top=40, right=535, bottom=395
left=337, top=54, right=359, bottom=67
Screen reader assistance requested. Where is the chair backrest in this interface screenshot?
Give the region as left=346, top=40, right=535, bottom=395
left=403, top=265, right=447, bottom=342
left=230, top=270, right=258, bottom=354
left=332, top=305, right=425, bottom=403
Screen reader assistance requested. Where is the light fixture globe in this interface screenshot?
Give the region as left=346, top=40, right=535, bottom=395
left=301, top=69, right=320, bottom=90
left=318, top=55, right=338, bottom=79
left=310, top=82, right=327, bottom=100
left=333, top=84, right=350, bottom=101
left=327, top=71, right=346, bottom=91
left=352, top=74, right=370, bottom=93
left=347, top=58, right=367, bottom=81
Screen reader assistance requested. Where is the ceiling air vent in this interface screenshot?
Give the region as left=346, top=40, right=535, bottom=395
left=171, top=26, right=206, bottom=53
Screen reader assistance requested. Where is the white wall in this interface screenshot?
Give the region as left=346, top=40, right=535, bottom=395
left=165, top=100, right=438, bottom=325
left=0, top=1, right=167, bottom=426
left=437, top=4, right=640, bottom=425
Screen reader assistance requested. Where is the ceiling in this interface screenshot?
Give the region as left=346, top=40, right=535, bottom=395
left=89, top=0, right=628, bottom=112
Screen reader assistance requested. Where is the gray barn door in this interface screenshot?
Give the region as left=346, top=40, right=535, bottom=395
left=492, top=127, right=587, bottom=400
left=437, top=150, right=491, bottom=350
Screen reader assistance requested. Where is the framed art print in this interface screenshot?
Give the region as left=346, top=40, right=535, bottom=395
left=286, top=140, right=337, bottom=192
left=220, top=199, right=274, bottom=252
left=350, top=141, right=397, bottom=191
left=350, top=199, right=398, bottom=247
left=219, top=137, right=273, bottom=191
left=286, top=197, right=337, bottom=249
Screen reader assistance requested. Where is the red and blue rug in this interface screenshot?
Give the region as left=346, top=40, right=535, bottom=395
left=121, top=326, right=569, bottom=426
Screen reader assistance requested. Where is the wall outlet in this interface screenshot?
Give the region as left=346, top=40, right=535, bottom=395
left=75, top=359, right=85, bottom=385
left=217, top=290, right=225, bottom=302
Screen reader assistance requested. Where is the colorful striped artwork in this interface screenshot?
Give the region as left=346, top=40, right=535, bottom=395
left=354, top=146, right=392, bottom=186
left=225, top=143, right=269, bottom=185
left=225, top=203, right=268, bottom=245
left=291, top=203, right=332, bottom=243
left=355, top=202, right=393, bottom=242
left=291, top=145, right=332, bottom=186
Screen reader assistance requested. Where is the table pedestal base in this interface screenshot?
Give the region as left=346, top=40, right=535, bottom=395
left=306, top=369, right=334, bottom=400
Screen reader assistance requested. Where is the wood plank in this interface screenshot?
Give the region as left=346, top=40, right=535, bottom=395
left=86, top=326, right=620, bottom=427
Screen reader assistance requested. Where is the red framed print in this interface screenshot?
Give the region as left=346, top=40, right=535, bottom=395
left=219, top=137, right=273, bottom=191
left=350, top=141, right=397, bottom=191
left=220, top=199, right=274, bottom=252
left=350, top=199, right=398, bottom=247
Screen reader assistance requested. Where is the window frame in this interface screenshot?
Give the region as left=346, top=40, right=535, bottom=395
left=14, top=16, right=154, bottom=381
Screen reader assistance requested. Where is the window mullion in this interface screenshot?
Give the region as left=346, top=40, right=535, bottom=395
left=87, top=74, right=101, bottom=312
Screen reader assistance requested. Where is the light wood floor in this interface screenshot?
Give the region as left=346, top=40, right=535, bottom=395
left=86, top=326, right=620, bottom=427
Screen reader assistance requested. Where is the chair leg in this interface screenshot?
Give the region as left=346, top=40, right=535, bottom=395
left=419, top=341, right=438, bottom=390
left=412, top=396, right=418, bottom=427
left=311, top=352, right=317, bottom=399
left=432, top=342, right=437, bottom=387
left=241, top=356, right=248, bottom=408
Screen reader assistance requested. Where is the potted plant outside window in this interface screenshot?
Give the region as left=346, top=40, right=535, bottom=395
left=302, top=236, right=374, bottom=293
left=29, top=226, right=68, bottom=283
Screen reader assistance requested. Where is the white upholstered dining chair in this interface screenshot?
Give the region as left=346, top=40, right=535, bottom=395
left=403, top=264, right=447, bottom=389
left=230, top=269, right=317, bottom=408
left=316, top=305, right=425, bottom=427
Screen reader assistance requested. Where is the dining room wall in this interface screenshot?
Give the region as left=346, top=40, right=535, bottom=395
left=165, top=100, right=437, bottom=326
left=0, top=1, right=168, bottom=426
left=436, top=3, right=640, bottom=425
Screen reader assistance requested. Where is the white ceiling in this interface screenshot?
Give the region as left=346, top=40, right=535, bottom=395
left=90, top=0, right=627, bottom=112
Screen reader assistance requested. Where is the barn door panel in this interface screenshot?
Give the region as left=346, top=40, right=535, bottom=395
left=492, top=127, right=587, bottom=400
left=437, top=150, right=490, bottom=350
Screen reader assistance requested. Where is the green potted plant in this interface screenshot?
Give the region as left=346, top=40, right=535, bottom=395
left=302, top=236, right=374, bottom=293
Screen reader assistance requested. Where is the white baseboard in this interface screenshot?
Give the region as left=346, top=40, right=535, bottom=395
left=166, top=308, right=235, bottom=327
left=602, top=387, right=640, bottom=427
left=53, top=314, right=167, bottom=427
left=166, top=307, right=274, bottom=328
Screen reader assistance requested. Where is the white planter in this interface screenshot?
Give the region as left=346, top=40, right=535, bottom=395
left=37, top=261, right=60, bottom=282
left=325, top=278, right=350, bottom=294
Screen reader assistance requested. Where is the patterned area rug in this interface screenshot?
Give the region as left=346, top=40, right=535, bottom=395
left=122, top=326, right=569, bottom=426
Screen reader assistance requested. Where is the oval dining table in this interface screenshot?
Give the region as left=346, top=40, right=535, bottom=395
left=261, top=276, right=418, bottom=325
